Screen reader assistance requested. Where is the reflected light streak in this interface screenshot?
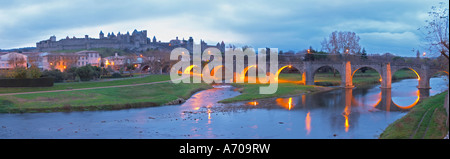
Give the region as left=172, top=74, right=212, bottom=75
left=288, top=97, right=292, bottom=110
left=208, top=109, right=211, bottom=120
left=343, top=105, right=351, bottom=132
left=276, top=97, right=294, bottom=110
left=248, top=101, right=259, bottom=106
left=305, top=111, right=311, bottom=135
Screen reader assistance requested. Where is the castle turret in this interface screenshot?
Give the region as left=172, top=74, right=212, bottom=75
left=153, top=36, right=157, bottom=43
left=50, top=35, right=56, bottom=42
left=99, top=31, right=104, bottom=39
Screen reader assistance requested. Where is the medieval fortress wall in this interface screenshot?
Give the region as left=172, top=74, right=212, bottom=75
left=36, top=29, right=225, bottom=53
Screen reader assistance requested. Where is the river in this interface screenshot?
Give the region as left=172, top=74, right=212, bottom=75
left=0, top=77, right=447, bottom=139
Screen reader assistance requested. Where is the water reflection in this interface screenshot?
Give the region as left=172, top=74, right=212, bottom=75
left=305, top=111, right=311, bottom=135
left=273, top=85, right=431, bottom=133
left=275, top=87, right=426, bottom=112
left=275, top=97, right=296, bottom=110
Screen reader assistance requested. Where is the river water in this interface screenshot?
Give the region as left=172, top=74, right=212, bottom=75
left=0, top=77, right=447, bottom=139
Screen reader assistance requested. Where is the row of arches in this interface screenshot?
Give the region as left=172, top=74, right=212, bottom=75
left=176, top=64, right=448, bottom=92
left=277, top=64, right=448, bottom=89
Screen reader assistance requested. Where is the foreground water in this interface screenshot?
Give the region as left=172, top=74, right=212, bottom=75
left=0, top=77, right=447, bottom=139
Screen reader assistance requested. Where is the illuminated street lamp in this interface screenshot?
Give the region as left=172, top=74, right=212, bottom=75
left=422, top=52, right=426, bottom=57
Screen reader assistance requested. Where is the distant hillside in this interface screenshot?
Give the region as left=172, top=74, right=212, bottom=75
left=0, top=47, right=37, bottom=52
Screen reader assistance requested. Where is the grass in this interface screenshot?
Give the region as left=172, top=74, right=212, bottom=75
left=379, top=92, right=449, bottom=139
left=0, top=75, right=212, bottom=113
left=219, top=83, right=321, bottom=103
left=0, top=74, right=171, bottom=94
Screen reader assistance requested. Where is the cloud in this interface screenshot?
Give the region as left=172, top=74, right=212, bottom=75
left=359, top=31, right=421, bottom=54
left=0, top=0, right=445, bottom=57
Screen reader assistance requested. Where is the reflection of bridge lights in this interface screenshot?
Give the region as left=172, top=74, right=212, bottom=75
left=208, top=109, right=211, bottom=120
left=343, top=104, right=351, bottom=132
left=248, top=101, right=259, bottom=106
left=393, top=90, right=420, bottom=109
left=288, top=97, right=292, bottom=110
left=276, top=97, right=294, bottom=110
left=306, top=112, right=311, bottom=135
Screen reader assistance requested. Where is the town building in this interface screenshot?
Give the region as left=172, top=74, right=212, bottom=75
left=0, top=52, right=28, bottom=70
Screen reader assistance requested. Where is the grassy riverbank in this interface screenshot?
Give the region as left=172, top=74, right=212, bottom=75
left=0, top=75, right=212, bottom=113
left=0, top=74, right=171, bottom=94
left=219, top=83, right=325, bottom=103
left=379, top=92, right=449, bottom=139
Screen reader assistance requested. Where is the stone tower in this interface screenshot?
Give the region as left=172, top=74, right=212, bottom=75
left=99, top=31, right=104, bottom=39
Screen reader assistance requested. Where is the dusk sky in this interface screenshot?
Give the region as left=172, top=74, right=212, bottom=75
left=0, top=0, right=446, bottom=57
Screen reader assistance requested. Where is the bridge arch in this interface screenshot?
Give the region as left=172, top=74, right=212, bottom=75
left=391, top=67, right=421, bottom=81
left=311, top=65, right=344, bottom=86
left=276, top=65, right=304, bottom=84
left=351, top=66, right=383, bottom=84
left=208, top=65, right=234, bottom=82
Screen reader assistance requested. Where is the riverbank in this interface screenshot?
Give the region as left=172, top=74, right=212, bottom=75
left=0, top=75, right=212, bottom=113
left=379, top=91, right=449, bottom=139
left=0, top=74, right=170, bottom=94
left=219, top=82, right=329, bottom=103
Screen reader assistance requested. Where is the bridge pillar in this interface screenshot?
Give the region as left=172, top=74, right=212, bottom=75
left=380, top=63, right=392, bottom=89
left=380, top=88, right=392, bottom=112
left=418, top=88, right=430, bottom=100
left=418, top=65, right=431, bottom=90
left=304, top=62, right=315, bottom=85
left=342, top=61, right=354, bottom=88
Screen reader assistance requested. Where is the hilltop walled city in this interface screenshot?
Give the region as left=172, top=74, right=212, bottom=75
left=1, top=29, right=226, bottom=73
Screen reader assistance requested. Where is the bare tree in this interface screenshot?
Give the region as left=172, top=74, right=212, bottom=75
left=419, top=2, right=449, bottom=60
left=321, top=31, right=361, bottom=54
left=8, top=53, right=27, bottom=68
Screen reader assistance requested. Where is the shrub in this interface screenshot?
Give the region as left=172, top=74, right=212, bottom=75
left=74, top=65, right=102, bottom=81
left=42, top=69, right=64, bottom=82
left=27, top=65, right=42, bottom=79
left=11, top=67, right=28, bottom=79
left=111, top=73, right=122, bottom=78
left=76, top=65, right=95, bottom=81
left=0, top=78, right=54, bottom=87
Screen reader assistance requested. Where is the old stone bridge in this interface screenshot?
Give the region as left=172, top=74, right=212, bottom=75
left=276, top=54, right=448, bottom=98
left=143, top=53, right=448, bottom=97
